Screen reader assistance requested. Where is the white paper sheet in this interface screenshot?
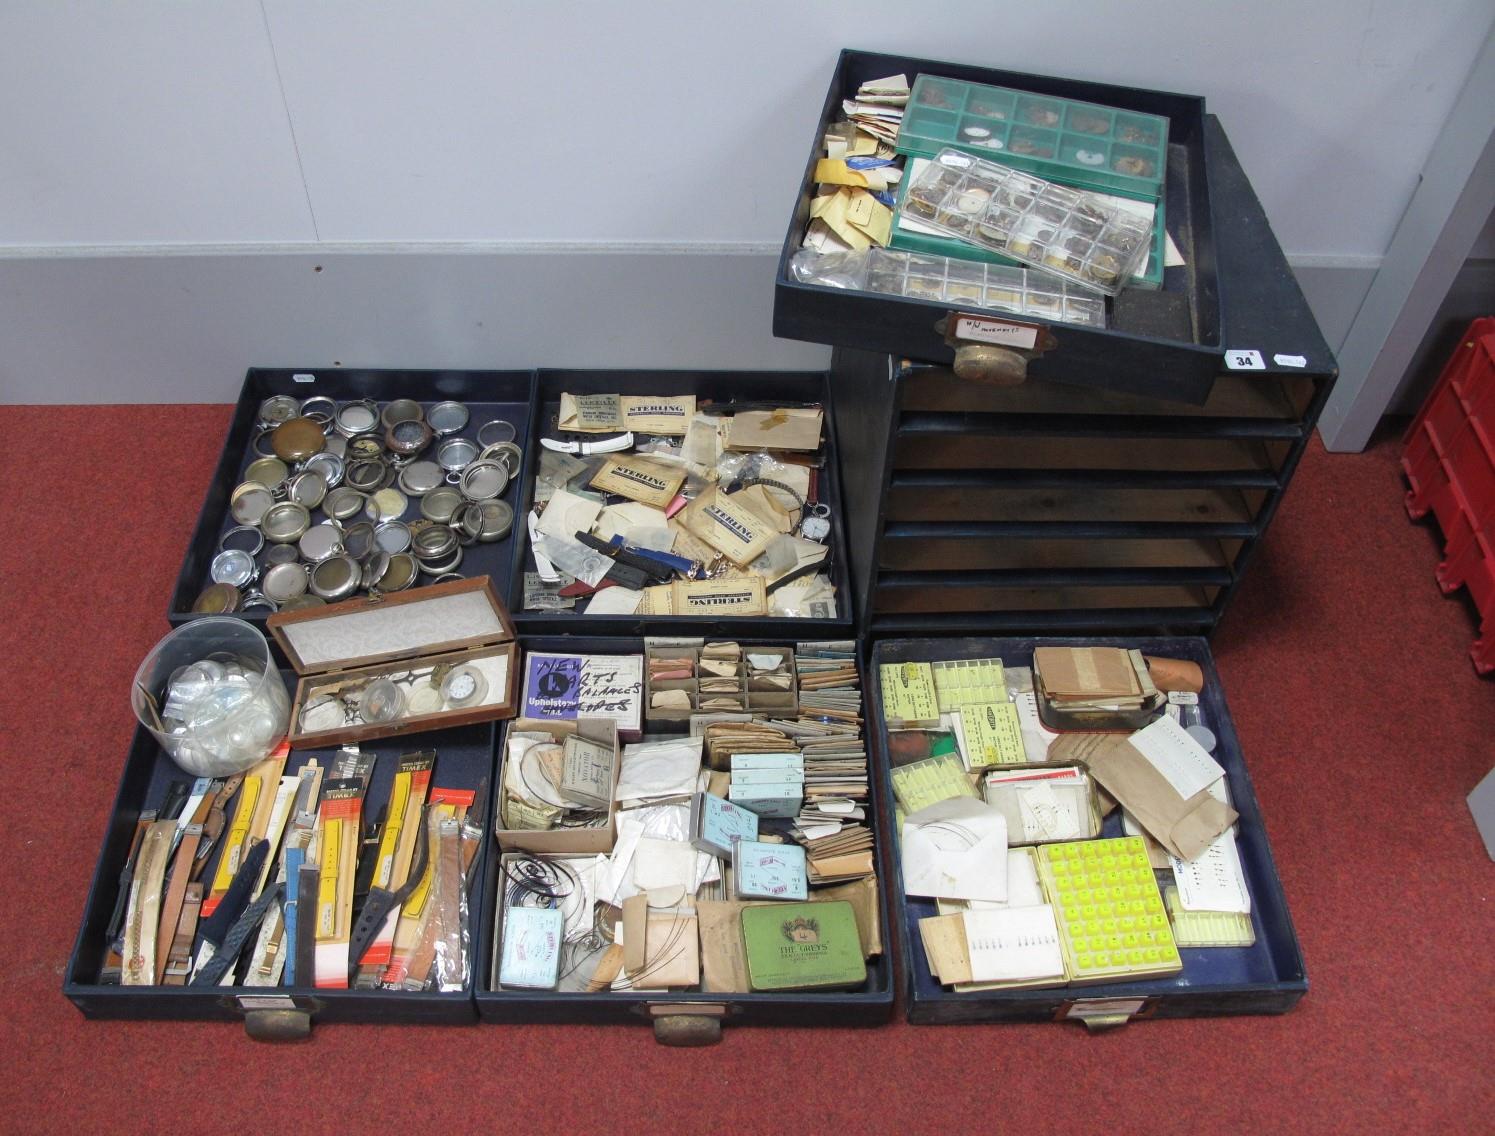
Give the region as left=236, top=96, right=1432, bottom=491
left=962, top=905, right=1065, bottom=984
left=901, top=798, right=1009, bottom=903
left=1169, top=780, right=1251, bottom=913
left=632, top=836, right=698, bottom=901
left=536, top=488, right=603, bottom=541
left=612, top=736, right=704, bottom=802
left=1013, top=691, right=1059, bottom=761
left=585, top=587, right=644, bottom=616
left=1128, top=715, right=1225, bottom=801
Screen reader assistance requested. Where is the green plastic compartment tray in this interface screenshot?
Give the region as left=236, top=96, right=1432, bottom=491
left=898, top=73, right=1168, bottom=202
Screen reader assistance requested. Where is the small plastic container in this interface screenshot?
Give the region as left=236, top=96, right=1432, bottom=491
left=859, top=248, right=1107, bottom=328
left=899, top=74, right=1169, bottom=201
left=891, top=157, right=1166, bottom=290
left=130, top=617, right=291, bottom=777
left=902, top=150, right=1153, bottom=295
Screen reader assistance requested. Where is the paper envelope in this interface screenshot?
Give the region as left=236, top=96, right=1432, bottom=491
left=726, top=408, right=824, bottom=452
left=900, top=798, right=1009, bottom=903
left=536, top=488, right=603, bottom=541
left=1051, top=732, right=1237, bottom=860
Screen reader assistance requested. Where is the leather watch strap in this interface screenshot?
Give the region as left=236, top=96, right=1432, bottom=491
left=193, top=774, right=242, bottom=881
left=155, top=823, right=203, bottom=983
left=295, top=863, right=318, bottom=987
left=121, top=820, right=175, bottom=985
left=158, top=780, right=190, bottom=823
left=161, top=883, right=203, bottom=986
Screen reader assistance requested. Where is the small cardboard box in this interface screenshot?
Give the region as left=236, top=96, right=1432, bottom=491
left=494, top=716, right=620, bottom=855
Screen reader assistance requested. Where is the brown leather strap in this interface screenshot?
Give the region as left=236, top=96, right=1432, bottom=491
left=188, top=785, right=218, bottom=827
left=161, top=883, right=204, bottom=985
left=193, top=775, right=242, bottom=882
left=155, top=824, right=203, bottom=982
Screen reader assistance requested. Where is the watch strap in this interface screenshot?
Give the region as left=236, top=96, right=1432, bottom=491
left=349, top=805, right=430, bottom=976
left=190, top=883, right=283, bottom=987
left=198, top=838, right=268, bottom=950
left=121, top=820, right=175, bottom=985
left=160, top=883, right=204, bottom=985
left=194, top=774, right=243, bottom=881
left=102, top=811, right=156, bottom=979
left=155, top=823, right=203, bottom=983
left=158, top=780, right=190, bottom=823
left=295, top=863, right=319, bottom=987
left=281, top=846, right=306, bottom=987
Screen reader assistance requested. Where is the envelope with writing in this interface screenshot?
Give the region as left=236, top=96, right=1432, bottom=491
left=1051, top=720, right=1237, bottom=861
left=901, top=797, right=1009, bottom=903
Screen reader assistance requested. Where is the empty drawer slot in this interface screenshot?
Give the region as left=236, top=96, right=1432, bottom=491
left=893, top=434, right=1277, bottom=473
left=873, top=583, right=1220, bottom=614
left=883, top=484, right=1255, bottom=524
left=878, top=536, right=1232, bottom=572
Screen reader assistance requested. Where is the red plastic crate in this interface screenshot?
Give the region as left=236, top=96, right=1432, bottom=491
left=1450, top=317, right=1495, bottom=429
left=1446, top=417, right=1495, bottom=531
left=1403, top=317, right=1495, bottom=673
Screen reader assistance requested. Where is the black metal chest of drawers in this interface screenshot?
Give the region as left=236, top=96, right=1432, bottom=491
left=830, top=351, right=1331, bottom=636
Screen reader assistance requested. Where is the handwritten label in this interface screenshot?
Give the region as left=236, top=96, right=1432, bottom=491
left=291, top=373, right=315, bottom=383
left=1273, top=353, right=1307, bottom=368
left=1223, top=349, right=1265, bottom=371
left=953, top=315, right=1040, bottom=349
left=521, top=652, right=643, bottom=735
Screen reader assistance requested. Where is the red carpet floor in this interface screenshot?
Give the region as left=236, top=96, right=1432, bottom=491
left=0, top=406, right=1490, bottom=1134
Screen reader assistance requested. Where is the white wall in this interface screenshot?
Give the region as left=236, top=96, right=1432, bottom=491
left=1, top=0, right=1490, bottom=400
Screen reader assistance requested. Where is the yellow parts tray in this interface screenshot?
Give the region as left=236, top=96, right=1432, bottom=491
left=1038, top=836, right=1182, bottom=984
left=929, top=658, right=1006, bottom=711
left=1164, top=886, right=1256, bottom=948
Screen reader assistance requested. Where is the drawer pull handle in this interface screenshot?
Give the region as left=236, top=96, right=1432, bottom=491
left=953, top=344, right=1029, bottom=386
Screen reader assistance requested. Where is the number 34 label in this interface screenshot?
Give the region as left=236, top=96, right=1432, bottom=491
left=1224, top=349, right=1265, bottom=371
